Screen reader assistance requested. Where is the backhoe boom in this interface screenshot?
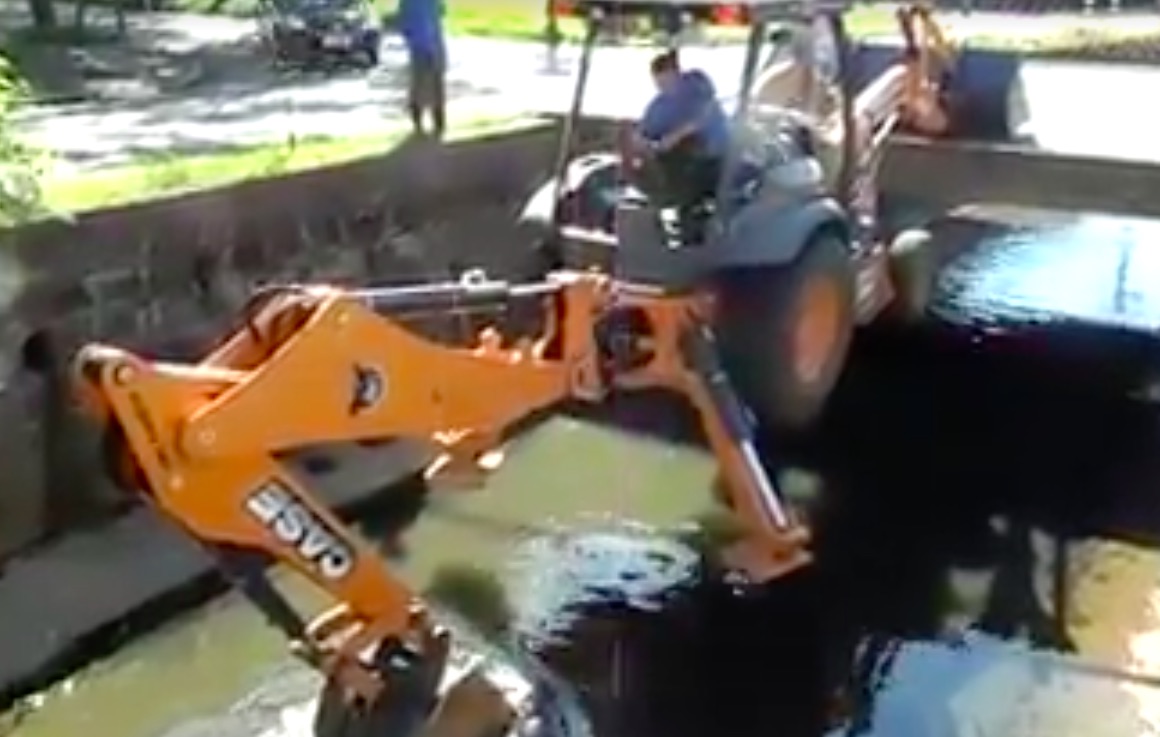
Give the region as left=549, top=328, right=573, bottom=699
left=71, top=269, right=810, bottom=718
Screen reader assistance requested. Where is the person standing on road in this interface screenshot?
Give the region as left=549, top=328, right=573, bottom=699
left=397, top=0, right=447, bottom=137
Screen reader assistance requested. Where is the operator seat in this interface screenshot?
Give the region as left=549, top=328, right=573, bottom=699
left=753, top=57, right=814, bottom=111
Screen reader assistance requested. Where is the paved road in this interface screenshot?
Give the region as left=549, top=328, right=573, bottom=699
left=15, top=16, right=1160, bottom=170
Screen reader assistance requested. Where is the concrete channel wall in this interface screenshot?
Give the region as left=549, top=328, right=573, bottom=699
left=0, top=123, right=563, bottom=559
left=3, top=114, right=1160, bottom=706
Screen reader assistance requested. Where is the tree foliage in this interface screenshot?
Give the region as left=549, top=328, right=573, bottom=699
left=0, top=55, right=43, bottom=227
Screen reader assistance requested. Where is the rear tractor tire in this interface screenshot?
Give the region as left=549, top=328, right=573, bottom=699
left=716, top=230, right=857, bottom=433
left=883, top=228, right=935, bottom=324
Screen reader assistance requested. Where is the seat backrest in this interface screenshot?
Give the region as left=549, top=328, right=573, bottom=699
left=752, top=59, right=811, bottom=111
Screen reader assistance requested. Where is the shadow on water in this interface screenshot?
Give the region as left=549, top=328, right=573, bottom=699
left=479, top=212, right=1160, bottom=737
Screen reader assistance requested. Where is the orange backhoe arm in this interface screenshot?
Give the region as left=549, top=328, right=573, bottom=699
left=895, top=2, right=955, bottom=135
left=70, top=270, right=809, bottom=706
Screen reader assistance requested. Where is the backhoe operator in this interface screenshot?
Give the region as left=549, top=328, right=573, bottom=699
left=633, top=49, right=730, bottom=243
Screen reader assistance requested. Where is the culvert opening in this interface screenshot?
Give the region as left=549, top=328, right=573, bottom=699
left=20, top=329, right=55, bottom=376
left=498, top=317, right=1160, bottom=737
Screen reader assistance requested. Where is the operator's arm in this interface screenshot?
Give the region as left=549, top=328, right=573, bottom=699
left=634, top=96, right=666, bottom=152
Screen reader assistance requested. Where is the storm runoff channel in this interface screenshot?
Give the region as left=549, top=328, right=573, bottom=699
left=8, top=46, right=1160, bottom=737
left=6, top=205, right=1159, bottom=737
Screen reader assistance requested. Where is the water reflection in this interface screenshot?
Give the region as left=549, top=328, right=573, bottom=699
left=488, top=209, right=1160, bottom=736
left=489, top=270, right=1160, bottom=737
left=835, top=628, right=1158, bottom=737
left=932, top=211, right=1160, bottom=334
left=505, top=528, right=701, bottom=653
left=496, top=519, right=1160, bottom=737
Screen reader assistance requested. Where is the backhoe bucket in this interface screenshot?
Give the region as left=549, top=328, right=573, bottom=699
left=848, top=42, right=1028, bottom=142
left=311, top=609, right=592, bottom=737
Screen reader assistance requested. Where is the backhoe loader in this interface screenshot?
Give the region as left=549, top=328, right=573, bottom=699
left=521, top=0, right=1027, bottom=435
left=72, top=269, right=810, bottom=737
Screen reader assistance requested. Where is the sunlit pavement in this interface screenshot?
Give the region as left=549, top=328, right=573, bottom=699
left=18, top=34, right=1160, bottom=171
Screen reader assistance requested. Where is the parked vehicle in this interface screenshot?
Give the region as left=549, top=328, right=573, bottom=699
left=257, top=0, right=382, bottom=70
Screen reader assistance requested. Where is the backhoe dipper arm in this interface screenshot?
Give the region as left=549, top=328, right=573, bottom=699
left=71, top=270, right=809, bottom=706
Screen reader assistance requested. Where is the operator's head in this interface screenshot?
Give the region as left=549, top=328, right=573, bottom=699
left=650, top=49, right=681, bottom=92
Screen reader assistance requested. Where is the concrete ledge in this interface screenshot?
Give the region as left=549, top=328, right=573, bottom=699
left=882, top=137, right=1160, bottom=219
left=0, top=440, right=433, bottom=707
left=0, top=506, right=210, bottom=694
left=0, top=121, right=573, bottom=708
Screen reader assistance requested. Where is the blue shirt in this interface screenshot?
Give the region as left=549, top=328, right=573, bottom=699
left=639, top=70, right=729, bottom=157
left=397, top=0, right=445, bottom=59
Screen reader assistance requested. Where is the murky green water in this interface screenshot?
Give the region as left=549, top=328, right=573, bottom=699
left=9, top=210, right=1160, bottom=737
left=4, top=418, right=720, bottom=737
left=11, top=409, right=1160, bottom=737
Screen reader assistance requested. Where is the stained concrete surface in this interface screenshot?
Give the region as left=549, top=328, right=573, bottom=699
left=4, top=419, right=715, bottom=737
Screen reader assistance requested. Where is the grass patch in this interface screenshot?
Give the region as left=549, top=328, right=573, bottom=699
left=9, top=0, right=1157, bottom=53
left=380, top=0, right=896, bottom=42
left=25, top=0, right=1151, bottom=54
left=152, top=0, right=1149, bottom=54
left=88, top=0, right=897, bottom=40
left=966, top=25, right=1160, bottom=53
left=38, top=115, right=533, bottom=214
left=439, top=3, right=896, bottom=42
left=435, top=1, right=575, bottom=42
